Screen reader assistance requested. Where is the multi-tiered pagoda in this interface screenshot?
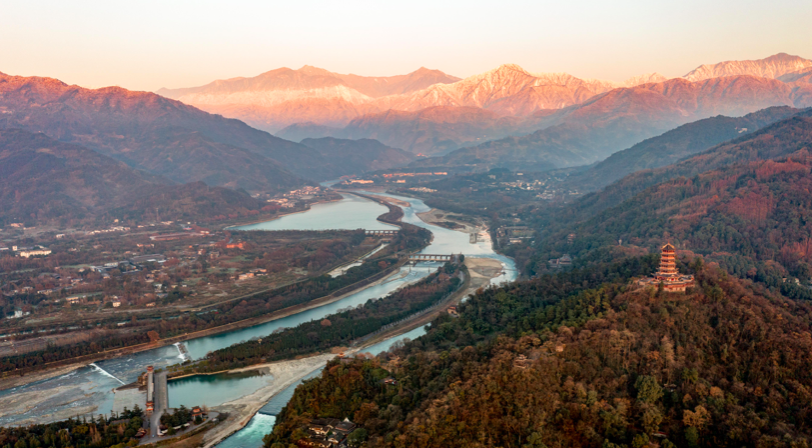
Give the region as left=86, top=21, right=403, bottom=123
left=638, top=243, right=695, bottom=292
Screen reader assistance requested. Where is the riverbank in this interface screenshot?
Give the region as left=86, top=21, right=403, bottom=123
left=198, top=256, right=507, bottom=448
left=0, top=259, right=409, bottom=392
left=219, top=197, right=343, bottom=230
left=201, top=354, right=336, bottom=448
left=417, top=208, right=482, bottom=235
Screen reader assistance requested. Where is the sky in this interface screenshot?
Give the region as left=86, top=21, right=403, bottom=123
left=1, top=0, right=811, bottom=92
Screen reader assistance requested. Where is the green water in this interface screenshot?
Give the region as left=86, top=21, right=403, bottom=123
left=216, top=413, right=276, bottom=448
left=233, top=193, right=398, bottom=231
left=168, top=370, right=270, bottom=409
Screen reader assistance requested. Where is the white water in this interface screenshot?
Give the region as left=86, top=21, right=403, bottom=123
left=89, top=363, right=125, bottom=385
left=173, top=342, right=190, bottom=362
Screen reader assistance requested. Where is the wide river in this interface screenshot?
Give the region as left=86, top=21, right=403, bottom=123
left=0, top=192, right=516, bottom=447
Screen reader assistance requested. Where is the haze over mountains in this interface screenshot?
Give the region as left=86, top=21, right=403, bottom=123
left=160, top=53, right=810, bottom=144
left=0, top=71, right=418, bottom=192
left=159, top=64, right=671, bottom=136
left=3, top=52, right=812, bottom=225
left=408, top=75, right=811, bottom=171
left=0, top=128, right=268, bottom=224
left=157, top=66, right=461, bottom=132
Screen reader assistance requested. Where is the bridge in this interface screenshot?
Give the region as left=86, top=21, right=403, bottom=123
left=366, top=230, right=399, bottom=235
left=408, top=254, right=458, bottom=262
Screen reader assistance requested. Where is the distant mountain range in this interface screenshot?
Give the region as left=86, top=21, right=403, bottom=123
left=568, top=107, right=812, bottom=220
left=277, top=106, right=546, bottom=156
left=0, top=71, right=414, bottom=191
left=0, top=129, right=267, bottom=225
left=4, top=52, right=812, bottom=227
left=157, top=66, right=461, bottom=132
left=298, top=137, right=415, bottom=176
left=564, top=106, right=802, bottom=191
left=158, top=64, right=673, bottom=136
left=408, top=75, right=812, bottom=171
left=161, top=53, right=812, bottom=160
left=683, top=52, right=812, bottom=81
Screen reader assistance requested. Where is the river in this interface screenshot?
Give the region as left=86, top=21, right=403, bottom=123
left=0, top=192, right=516, bottom=447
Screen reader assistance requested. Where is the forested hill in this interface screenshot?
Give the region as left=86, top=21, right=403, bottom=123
left=0, top=128, right=272, bottom=226
left=570, top=107, right=812, bottom=220
left=565, top=106, right=800, bottom=191
left=519, top=151, right=812, bottom=284
left=267, top=261, right=812, bottom=448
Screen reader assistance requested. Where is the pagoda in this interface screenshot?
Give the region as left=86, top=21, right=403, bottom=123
left=638, top=243, right=695, bottom=292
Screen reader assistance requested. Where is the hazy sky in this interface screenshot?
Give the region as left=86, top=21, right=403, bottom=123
left=2, top=0, right=810, bottom=92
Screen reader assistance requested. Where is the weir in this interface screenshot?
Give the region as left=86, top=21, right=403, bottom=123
left=89, top=362, right=125, bottom=385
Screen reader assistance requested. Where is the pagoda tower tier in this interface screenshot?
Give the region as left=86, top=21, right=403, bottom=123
left=638, top=243, right=695, bottom=292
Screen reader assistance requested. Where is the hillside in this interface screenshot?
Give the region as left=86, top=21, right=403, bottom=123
left=0, top=129, right=267, bottom=226
left=565, top=106, right=801, bottom=191
left=0, top=71, right=331, bottom=189
left=530, top=150, right=812, bottom=281
left=411, top=76, right=812, bottom=172
left=298, top=137, right=415, bottom=178
left=568, top=108, right=812, bottom=219
left=268, top=261, right=812, bottom=448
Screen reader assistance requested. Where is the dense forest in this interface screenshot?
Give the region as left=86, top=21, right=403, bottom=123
left=0, top=407, right=144, bottom=448
left=561, top=109, right=812, bottom=223
left=268, top=259, right=812, bottom=448
left=496, top=110, right=812, bottom=277
left=518, top=152, right=812, bottom=284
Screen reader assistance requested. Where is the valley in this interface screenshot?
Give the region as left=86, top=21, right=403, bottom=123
left=4, top=42, right=812, bottom=448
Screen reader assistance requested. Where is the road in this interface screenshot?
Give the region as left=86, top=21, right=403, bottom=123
left=150, top=371, right=168, bottom=437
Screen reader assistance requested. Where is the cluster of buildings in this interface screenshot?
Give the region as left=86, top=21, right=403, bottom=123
left=382, top=172, right=447, bottom=178
left=266, top=197, right=298, bottom=208
left=497, top=226, right=534, bottom=245
left=637, top=243, right=696, bottom=292
left=149, top=231, right=209, bottom=242
left=297, top=418, right=358, bottom=448
left=236, top=268, right=268, bottom=281
left=275, top=185, right=328, bottom=200
left=85, top=225, right=131, bottom=236
left=547, top=254, right=573, bottom=269
left=0, top=245, right=52, bottom=258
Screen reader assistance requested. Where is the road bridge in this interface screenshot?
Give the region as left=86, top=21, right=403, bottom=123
left=365, top=230, right=398, bottom=235
left=408, top=254, right=458, bottom=262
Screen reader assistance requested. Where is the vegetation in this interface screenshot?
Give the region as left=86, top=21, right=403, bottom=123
left=0, top=225, right=430, bottom=374
left=160, top=405, right=194, bottom=428
left=521, top=151, right=812, bottom=282
left=0, top=406, right=144, bottom=448
left=189, top=263, right=462, bottom=372
left=268, top=261, right=812, bottom=448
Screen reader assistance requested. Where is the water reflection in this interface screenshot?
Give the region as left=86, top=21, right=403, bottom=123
left=233, top=194, right=398, bottom=231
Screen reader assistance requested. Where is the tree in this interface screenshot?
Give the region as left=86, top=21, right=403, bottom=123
left=346, top=428, right=368, bottom=447
left=634, top=375, right=663, bottom=403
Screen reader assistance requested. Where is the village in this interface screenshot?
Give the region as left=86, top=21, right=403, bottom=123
left=0, top=219, right=391, bottom=359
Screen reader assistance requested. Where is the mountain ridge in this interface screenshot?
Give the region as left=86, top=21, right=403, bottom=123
left=407, top=75, right=811, bottom=171
left=0, top=128, right=268, bottom=225
left=0, top=71, right=414, bottom=188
